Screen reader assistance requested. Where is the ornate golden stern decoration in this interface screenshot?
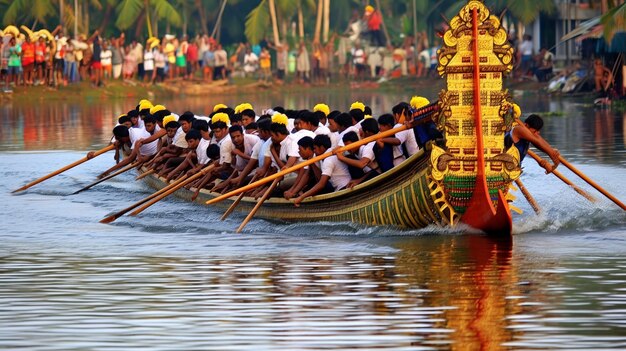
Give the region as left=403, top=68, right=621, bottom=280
left=428, top=0, right=522, bottom=224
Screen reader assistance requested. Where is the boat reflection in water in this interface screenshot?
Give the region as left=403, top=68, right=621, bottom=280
left=392, top=235, right=515, bottom=349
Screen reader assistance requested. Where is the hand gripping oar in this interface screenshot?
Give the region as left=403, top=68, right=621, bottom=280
left=129, top=164, right=217, bottom=217
left=527, top=150, right=597, bottom=203
left=557, top=155, right=626, bottom=211
left=71, top=161, right=140, bottom=195
left=514, top=179, right=541, bottom=214
left=206, top=102, right=439, bottom=206
left=98, top=166, right=214, bottom=224
left=13, top=144, right=115, bottom=193
left=220, top=173, right=260, bottom=221
left=236, top=178, right=280, bottom=233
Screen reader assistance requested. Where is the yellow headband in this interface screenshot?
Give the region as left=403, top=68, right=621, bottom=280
left=213, top=103, right=228, bottom=112
left=410, top=96, right=430, bottom=109
left=271, top=113, right=288, bottom=126
left=139, top=101, right=153, bottom=112
left=163, top=115, right=177, bottom=127
left=150, top=104, right=166, bottom=115
left=212, top=112, right=230, bottom=125
left=234, top=103, right=253, bottom=114
left=350, top=101, right=365, bottom=112
left=313, top=103, right=330, bottom=116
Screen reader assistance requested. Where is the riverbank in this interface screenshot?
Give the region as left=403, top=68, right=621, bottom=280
left=0, top=75, right=558, bottom=103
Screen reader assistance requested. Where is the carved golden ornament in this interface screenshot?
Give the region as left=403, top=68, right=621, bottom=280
left=429, top=176, right=460, bottom=226
left=429, top=145, right=449, bottom=181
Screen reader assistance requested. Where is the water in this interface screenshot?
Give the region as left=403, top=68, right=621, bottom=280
left=1, top=90, right=625, bottom=350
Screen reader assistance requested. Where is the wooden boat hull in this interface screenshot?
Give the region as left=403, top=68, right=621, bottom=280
left=141, top=149, right=444, bottom=229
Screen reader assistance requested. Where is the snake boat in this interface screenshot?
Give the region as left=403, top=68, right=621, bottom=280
left=141, top=0, right=523, bottom=237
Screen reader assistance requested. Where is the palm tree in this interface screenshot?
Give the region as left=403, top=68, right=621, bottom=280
left=485, top=0, right=555, bottom=24
left=601, top=2, right=625, bottom=42
left=115, top=0, right=182, bottom=37
left=313, top=0, right=322, bottom=43
left=268, top=0, right=280, bottom=44
left=2, top=0, right=56, bottom=26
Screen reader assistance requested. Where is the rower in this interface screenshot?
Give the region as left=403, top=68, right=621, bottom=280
left=226, top=117, right=273, bottom=190
left=212, top=125, right=260, bottom=193
left=376, top=114, right=404, bottom=170
left=284, top=136, right=317, bottom=200
left=97, top=119, right=159, bottom=178
left=392, top=102, right=419, bottom=158
left=506, top=110, right=560, bottom=173
left=293, top=135, right=351, bottom=206
left=336, top=122, right=380, bottom=188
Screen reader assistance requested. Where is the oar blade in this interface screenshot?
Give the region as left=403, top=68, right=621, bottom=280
left=99, top=215, right=118, bottom=224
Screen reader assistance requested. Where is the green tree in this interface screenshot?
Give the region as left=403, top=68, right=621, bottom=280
left=115, top=0, right=182, bottom=36
left=601, top=2, right=625, bottom=42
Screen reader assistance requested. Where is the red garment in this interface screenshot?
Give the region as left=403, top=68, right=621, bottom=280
left=186, top=43, right=198, bottom=62
left=35, top=43, right=46, bottom=63
left=21, top=42, right=35, bottom=65
left=367, top=11, right=382, bottom=31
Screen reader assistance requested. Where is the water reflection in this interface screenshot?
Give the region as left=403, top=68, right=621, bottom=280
left=3, top=233, right=625, bottom=350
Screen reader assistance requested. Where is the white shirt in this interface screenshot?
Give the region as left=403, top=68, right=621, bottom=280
left=358, top=141, right=377, bottom=172
left=143, top=50, right=154, bottom=70
left=519, top=40, right=533, bottom=56
left=337, top=125, right=360, bottom=146
left=291, top=129, right=316, bottom=142
left=321, top=154, right=351, bottom=191
left=129, top=127, right=158, bottom=156
left=196, top=137, right=211, bottom=165
left=234, top=134, right=260, bottom=171
left=313, top=124, right=337, bottom=149
left=173, top=128, right=188, bottom=148
left=214, top=49, right=228, bottom=66
left=212, top=135, right=232, bottom=165
left=100, top=49, right=112, bottom=66
left=265, top=135, right=299, bottom=165
left=394, top=123, right=420, bottom=157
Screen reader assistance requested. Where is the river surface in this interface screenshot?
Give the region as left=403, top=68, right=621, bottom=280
left=1, top=89, right=625, bottom=350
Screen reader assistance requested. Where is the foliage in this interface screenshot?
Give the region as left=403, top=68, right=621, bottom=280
left=0, top=0, right=561, bottom=44
left=601, top=2, right=626, bottom=42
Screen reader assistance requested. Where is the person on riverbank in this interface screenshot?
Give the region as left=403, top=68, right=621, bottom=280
left=6, top=37, right=21, bottom=91
left=21, top=35, right=35, bottom=86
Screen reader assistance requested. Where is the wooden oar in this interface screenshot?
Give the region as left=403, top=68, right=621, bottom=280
left=99, top=170, right=197, bottom=224
left=220, top=173, right=260, bottom=221
left=515, top=179, right=541, bottom=214
left=527, top=150, right=597, bottom=203
left=13, top=144, right=115, bottom=193
left=557, top=155, right=626, bottom=211
left=206, top=103, right=439, bottom=206
left=71, top=161, right=140, bottom=195
left=129, top=165, right=216, bottom=217
left=236, top=178, right=279, bottom=233
left=135, top=169, right=156, bottom=180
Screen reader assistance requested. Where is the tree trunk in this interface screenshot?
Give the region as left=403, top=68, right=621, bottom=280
left=98, top=4, right=113, bottom=33
left=269, top=0, right=281, bottom=45
left=323, top=0, right=330, bottom=43
left=298, top=4, right=304, bottom=39
left=195, top=0, right=208, bottom=35
left=135, top=13, right=146, bottom=38
left=59, top=0, right=64, bottom=27
left=314, top=0, right=323, bottom=43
